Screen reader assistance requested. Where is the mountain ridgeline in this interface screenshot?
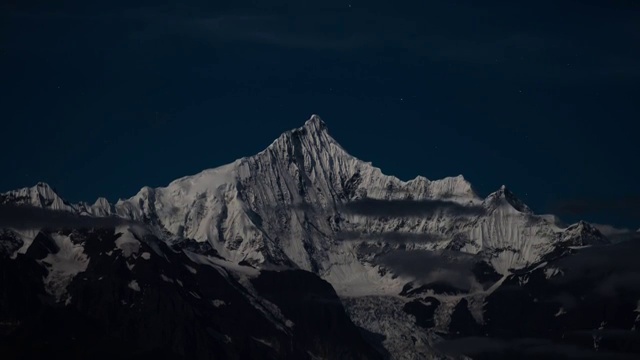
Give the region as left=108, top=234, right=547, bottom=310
left=2, top=115, right=638, bottom=359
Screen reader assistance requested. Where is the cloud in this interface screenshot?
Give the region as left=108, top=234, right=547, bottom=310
left=0, top=204, right=135, bottom=230
left=592, top=223, right=640, bottom=243
left=341, top=198, right=485, bottom=218
left=595, top=272, right=640, bottom=297
left=553, top=239, right=640, bottom=276
left=374, top=249, right=479, bottom=289
left=547, top=240, right=640, bottom=297
left=145, top=11, right=535, bottom=62
left=435, top=336, right=638, bottom=359
left=9, top=4, right=640, bottom=82
left=125, top=9, right=375, bottom=51
left=118, top=4, right=640, bottom=82
left=608, top=231, right=640, bottom=244
left=551, top=196, right=640, bottom=220
left=335, top=230, right=445, bottom=244
left=185, top=14, right=371, bottom=50
left=592, top=223, right=632, bottom=237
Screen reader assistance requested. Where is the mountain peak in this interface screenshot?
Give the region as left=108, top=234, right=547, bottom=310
left=295, top=114, right=329, bottom=138
left=563, top=220, right=609, bottom=245
left=303, top=114, right=326, bottom=131
left=264, top=114, right=343, bottom=161
left=35, top=182, right=53, bottom=189
left=0, top=182, right=72, bottom=211
left=485, top=185, right=532, bottom=213
left=494, top=185, right=514, bottom=198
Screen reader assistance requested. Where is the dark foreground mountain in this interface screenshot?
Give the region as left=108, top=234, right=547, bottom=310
left=0, top=227, right=381, bottom=360
left=431, top=238, right=640, bottom=359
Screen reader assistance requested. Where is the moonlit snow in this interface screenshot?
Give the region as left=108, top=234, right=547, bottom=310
left=0, top=115, right=613, bottom=359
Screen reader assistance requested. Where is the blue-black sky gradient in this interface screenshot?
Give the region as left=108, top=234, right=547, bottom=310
left=2, top=0, right=639, bottom=228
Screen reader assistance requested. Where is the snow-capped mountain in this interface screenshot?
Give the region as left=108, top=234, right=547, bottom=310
left=0, top=182, right=75, bottom=212
left=1, top=116, right=607, bottom=282
left=4, top=114, right=634, bottom=360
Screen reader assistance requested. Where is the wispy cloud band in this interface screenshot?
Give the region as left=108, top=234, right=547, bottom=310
left=0, top=204, right=135, bottom=230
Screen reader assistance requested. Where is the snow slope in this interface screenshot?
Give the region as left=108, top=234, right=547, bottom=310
left=112, top=116, right=604, bottom=281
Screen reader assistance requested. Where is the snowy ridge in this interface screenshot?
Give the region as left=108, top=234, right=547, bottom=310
left=108, top=115, right=485, bottom=275
left=1, top=115, right=608, bottom=285
left=0, top=182, right=74, bottom=212
left=561, top=221, right=610, bottom=246
left=0, top=114, right=620, bottom=360
left=40, top=232, right=90, bottom=304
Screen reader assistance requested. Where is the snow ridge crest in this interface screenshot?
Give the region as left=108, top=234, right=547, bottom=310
left=0, top=114, right=610, bottom=280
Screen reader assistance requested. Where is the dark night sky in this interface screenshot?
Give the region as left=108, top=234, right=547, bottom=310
left=2, top=1, right=639, bottom=229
